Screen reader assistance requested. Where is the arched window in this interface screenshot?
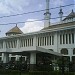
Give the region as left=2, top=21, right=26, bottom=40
left=61, top=48, right=68, bottom=55
left=73, top=48, right=75, bottom=54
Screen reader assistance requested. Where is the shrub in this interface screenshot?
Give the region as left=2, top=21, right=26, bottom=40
left=29, top=71, right=75, bottom=75
left=29, top=71, right=49, bottom=75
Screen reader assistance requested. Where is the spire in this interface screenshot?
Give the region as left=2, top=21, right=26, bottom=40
left=46, top=0, right=49, bottom=13
left=58, top=0, right=63, bottom=23
left=59, top=6, right=63, bottom=23
left=44, top=0, right=51, bottom=28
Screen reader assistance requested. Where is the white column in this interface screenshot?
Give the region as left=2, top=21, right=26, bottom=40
left=2, top=53, right=4, bottom=62
left=16, top=55, right=19, bottom=61
left=68, top=48, right=72, bottom=62
left=25, top=39, right=26, bottom=47
left=70, top=56, right=72, bottom=62
left=29, top=39, right=30, bottom=46
left=9, top=54, right=11, bottom=61
left=26, top=39, right=27, bottom=47
left=30, top=52, right=36, bottom=64
left=64, top=34, right=66, bottom=44
left=30, top=52, right=36, bottom=70
left=54, top=32, right=58, bottom=52
left=41, top=37, right=43, bottom=46
left=31, top=38, right=32, bottom=46
left=62, top=34, right=63, bottom=44
left=17, top=38, right=20, bottom=48
left=3, top=40, right=6, bottom=49
left=44, top=37, right=45, bottom=46
left=67, top=34, right=69, bottom=44
left=33, top=36, right=36, bottom=46
left=36, top=37, right=38, bottom=46
left=3, top=53, right=9, bottom=63
left=2, top=40, right=9, bottom=63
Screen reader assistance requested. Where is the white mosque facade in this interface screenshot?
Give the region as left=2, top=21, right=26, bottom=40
left=0, top=0, right=75, bottom=70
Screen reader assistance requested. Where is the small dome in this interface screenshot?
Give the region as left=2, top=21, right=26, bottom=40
left=6, top=24, right=23, bottom=36
left=63, top=9, right=75, bottom=21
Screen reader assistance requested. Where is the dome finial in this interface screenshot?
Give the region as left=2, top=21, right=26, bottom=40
left=16, top=24, right=17, bottom=27
left=72, top=9, right=74, bottom=13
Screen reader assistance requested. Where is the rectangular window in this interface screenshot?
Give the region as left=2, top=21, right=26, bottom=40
left=6, top=42, right=9, bottom=48
left=66, top=34, right=68, bottom=44
left=45, top=37, right=46, bottom=45
left=13, top=41, right=15, bottom=48
left=63, top=35, right=65, bottom=44
left=30, top=38, right=31, bottom=46
left=60, top=35, right=62, bottom=44
left=40, top=37, right=41, bottom=46
left=72, top=33, right=74, bottom=44
left=42, top=37, right=44, bottom=46
left=28, top=39, right=29, bottom=46
left=47, top=36, right=49, bottom=45
left=8, top=41, right=10, bottom=48
left=41, top=37, right=42, bottom=46
left=26, top=39, right=27, bottom=47
left=32, top=38, right=33, bottom=46
left=21, top=40, right=23, bottom=47
left=52, top=36, right=54, bottom=45
left=24, top=40, right=25, bottom=47
left=11, top=41, right=13, bottom=48
left=50, top=36, right=51, bottom=45
left=38, top=38, right=39, bottom=46
left=69, top=34, right=71, bottom=44
left=0, top=53, right=2, bottom=56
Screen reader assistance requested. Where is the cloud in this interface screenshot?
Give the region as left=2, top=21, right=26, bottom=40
left=0, top=0, right=30, bottom=14
left=0, top=2, right=11, bottom=14
left=74, top=0, right=75, bottom=10
left=51, top=0, right=64, bottom=6
left=20, top=19, right=44, bottom=33
left=38, top=4, right=43, bottom=9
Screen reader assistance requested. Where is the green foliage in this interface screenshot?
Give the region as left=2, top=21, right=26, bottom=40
left=29, top=71, right=75, bottom=75
left=0, top=70, right=75, bottom=75
left=29, top=71, right=49, bottom=75
left=36, top=65, right=53, bottom=71
left=0, top=69, right=19, bottom=75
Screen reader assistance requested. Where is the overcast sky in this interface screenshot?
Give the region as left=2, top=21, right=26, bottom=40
left=0, top=0, right=74, bottom=37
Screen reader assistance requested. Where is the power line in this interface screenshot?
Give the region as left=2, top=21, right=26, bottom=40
left=0, top=3, right=74, bottom=19
left=0, top=15, right=72, bottom=25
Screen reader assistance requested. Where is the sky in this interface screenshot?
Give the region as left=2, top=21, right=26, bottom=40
left=0, top=0, right=74, bottom=37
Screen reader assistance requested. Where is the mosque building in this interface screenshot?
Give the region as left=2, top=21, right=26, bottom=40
left=0, top=0, right=75, bottom=70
